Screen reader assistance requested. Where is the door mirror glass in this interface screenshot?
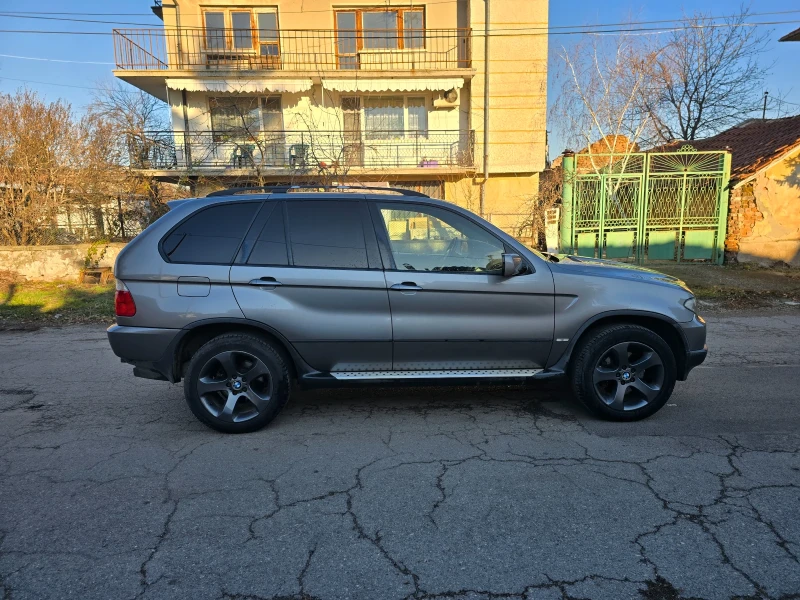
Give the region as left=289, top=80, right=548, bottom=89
left=502, top=253, right=523, bottom=277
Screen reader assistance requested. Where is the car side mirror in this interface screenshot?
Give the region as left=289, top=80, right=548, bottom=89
left=502, top=253, right=522, bottom=277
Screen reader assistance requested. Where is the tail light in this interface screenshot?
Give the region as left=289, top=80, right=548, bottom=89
left=115, top=279, right=137, bottom=317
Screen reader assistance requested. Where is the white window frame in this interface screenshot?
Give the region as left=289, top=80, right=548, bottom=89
left=359, top=95, right=429, bottom=140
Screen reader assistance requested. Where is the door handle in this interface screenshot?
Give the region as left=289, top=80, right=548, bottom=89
left=390, top=282, right=422, bottom=291
left=248, top=277, right=283, bottom=287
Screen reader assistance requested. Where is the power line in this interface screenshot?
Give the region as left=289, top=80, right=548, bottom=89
left=0, top=53, right=114, bottom=65
left=0, top=77, right=143, bottom=95
left=3, top=19, right=800, bottom=38
left=1, top=10, right=800, bottom=34
left=0, top=7, right=800, bottom=31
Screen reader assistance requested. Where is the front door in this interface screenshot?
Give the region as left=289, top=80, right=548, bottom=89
left=230, top=198, right=391, bottom=372
left=372, top=202, right=555, bottom=370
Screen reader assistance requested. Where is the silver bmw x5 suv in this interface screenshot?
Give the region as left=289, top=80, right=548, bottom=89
left=107, top=186, right=707, bottom=433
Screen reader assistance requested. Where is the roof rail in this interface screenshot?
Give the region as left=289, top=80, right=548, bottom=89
left=205, top=185, right=430, bottom=198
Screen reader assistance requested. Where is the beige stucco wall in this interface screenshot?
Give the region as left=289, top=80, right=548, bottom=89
left=736, top=150, right=800, bottom=267
left=470, top=0, right=548, bottom=176
left=0, top=244, right=125, bottom=282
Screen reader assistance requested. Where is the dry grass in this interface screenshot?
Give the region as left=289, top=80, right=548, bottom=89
left=0, top=281, right=114, bottom=329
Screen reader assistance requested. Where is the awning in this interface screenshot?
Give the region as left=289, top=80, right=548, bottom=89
left=166, top=78, right=313, bottom=94
left=321, top=77, right=465, bottom=93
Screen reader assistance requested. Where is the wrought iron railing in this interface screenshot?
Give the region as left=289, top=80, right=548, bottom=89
left=129, top=130, right=475, bottom=171
left=113, top=28, right=472, bottom=71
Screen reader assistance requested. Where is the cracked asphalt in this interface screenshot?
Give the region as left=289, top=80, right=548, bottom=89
left=1, top=313, right=800, bottom=600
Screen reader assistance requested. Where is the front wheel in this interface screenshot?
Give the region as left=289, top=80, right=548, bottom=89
left=184, top=334, right=290, bottom=433
left=570, top=324, right=677, bottom=421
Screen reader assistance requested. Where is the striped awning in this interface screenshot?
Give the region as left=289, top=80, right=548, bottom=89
left=166, top=78, right=313, bottom=94
left=321, top=77, right=465, bottom=93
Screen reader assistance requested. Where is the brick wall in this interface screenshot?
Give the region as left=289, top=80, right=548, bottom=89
left=724, top=182, right=763, bottom=260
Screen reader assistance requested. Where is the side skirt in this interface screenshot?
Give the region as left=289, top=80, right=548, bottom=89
left=331, top=369, right=543, bottom=380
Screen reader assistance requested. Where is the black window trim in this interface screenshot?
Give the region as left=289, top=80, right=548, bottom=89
left=159, top=200, right=264, bottom=266
left=235, top=201, right=291, bottom=267
left=368, top=200, right=535, bottom=276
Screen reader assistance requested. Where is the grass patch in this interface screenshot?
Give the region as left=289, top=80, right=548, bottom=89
left=655, top=264, right=800, bottom=309
left=0, top=281, right=114, bottom=328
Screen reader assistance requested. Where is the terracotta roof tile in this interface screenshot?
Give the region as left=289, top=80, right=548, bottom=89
left=661, top=114, right=800, bottom=182
left=779, top=26, right=800, bottom=42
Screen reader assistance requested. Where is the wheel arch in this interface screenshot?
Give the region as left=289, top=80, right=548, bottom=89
left=169, top=318, right=310, bottom=383
left=552, top=311, right=688, bottom=379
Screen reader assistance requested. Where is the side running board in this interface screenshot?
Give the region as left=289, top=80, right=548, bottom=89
left=330, top=369, right=542, bottom=380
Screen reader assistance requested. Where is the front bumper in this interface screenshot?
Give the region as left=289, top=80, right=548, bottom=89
left=676, top=315, right=707, bottom=380
left=107, top=325, right=181, bottom=381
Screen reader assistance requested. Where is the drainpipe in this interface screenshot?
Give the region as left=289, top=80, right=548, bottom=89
left=479, top=0, right=490, bottom=218
left=181, top=89, right=192, bottom=166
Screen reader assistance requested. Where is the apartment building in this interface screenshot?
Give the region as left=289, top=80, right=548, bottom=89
left=113, top=0, right=548, bottom=232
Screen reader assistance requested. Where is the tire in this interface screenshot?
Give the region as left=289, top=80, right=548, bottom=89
left=570, top=324, right=677, bottom=421
left=184, top=333, right=291, bottom=433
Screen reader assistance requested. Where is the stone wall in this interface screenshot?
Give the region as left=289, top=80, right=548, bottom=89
left=0, top=243, right=125, bottom=282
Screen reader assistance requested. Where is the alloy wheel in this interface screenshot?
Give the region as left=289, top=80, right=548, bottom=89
left=592, top=341, right=664, bottom=411
left=197, top=350, right=273, bottom=423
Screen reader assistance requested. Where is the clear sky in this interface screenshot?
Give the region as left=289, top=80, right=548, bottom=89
left=1, top=1, right=798, bottom=124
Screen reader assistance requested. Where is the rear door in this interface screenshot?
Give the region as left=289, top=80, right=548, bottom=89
left=372, top=201, right=555, bottom=370
left=230, top=196, right=392, bottom=372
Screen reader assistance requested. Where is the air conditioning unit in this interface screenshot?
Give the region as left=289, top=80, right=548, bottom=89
left=433, top=88, right=460, bottom=109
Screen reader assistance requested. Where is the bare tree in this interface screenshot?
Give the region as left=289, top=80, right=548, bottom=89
left=0, top=89, right=80, bottom=245
left=642, top=8, right=771, bottom=142
left=552, top=34, right=657, bottom=163
left=88, top=81, right=181, bottom=228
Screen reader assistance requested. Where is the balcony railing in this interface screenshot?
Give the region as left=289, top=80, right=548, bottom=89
left=128, top=130, right=475, bottom=172
left=113, top=28, right=472, bottom=72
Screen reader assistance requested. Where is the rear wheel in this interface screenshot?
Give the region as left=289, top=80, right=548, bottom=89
left=184, top=334, right=290, bottom=433
left=570, top=324, right=676, bottom=421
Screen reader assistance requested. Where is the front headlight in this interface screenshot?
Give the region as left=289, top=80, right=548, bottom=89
left=683, top=296, right=697, bottom=313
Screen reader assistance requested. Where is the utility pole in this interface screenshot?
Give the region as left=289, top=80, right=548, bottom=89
left=762, top=91, right=769, bottom=121
left=479, top=0, right=490, bottom=218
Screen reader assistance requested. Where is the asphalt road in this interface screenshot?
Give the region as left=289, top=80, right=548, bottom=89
left=1, top=312, right=799, bottom=600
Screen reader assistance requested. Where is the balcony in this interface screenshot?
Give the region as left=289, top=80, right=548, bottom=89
left=128, top=130, right=475, bottom=176
left=113, top=28, right=472, bottom=73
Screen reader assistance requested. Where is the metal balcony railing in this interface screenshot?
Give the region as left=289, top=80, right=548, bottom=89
left=113, top=28, right=472, bottom=71
left=127, top=130, right=475, bottom=172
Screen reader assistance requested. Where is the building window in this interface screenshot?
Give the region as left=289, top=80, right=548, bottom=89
left=257, top=12, right=280, bottom=57
left=203, top=8, right=280, bottom=54
left=209, top=96, right=283, bottom=141
left=335, top=8, right=425, bottom=52
left=363, top=96, right=428, bottom=140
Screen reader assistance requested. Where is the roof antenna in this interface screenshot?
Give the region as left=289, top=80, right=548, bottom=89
left=762, top=91, right=769, bottom=121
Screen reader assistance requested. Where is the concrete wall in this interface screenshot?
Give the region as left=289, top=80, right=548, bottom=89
left=728, top=148, right=800, bottom=267
left=0, top=244, right=125, bottom=282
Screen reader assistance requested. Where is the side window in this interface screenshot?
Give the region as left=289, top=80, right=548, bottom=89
left=162, top=202, right=259, bottom=264
left=247, top=204, right=288, bottom=266
left=378, top=203, right=504, bottom=273
left=286, top=200, right=368, bottom=269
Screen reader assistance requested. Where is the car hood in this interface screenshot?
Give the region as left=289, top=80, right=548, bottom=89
left=546, top=254, right=692, bottom=293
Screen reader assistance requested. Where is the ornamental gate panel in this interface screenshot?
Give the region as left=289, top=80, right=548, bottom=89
left=559, top=148, right=731, bottom=264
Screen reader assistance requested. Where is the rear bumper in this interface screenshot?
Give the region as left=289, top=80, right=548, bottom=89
left=107, top=325, right=181, bottom=381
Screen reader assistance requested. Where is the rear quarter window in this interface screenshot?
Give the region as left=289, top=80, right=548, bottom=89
left=161, top=202, right=260, bottom=264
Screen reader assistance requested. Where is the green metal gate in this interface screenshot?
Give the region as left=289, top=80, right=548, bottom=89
left=559, top=147, right=732, bottom=264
